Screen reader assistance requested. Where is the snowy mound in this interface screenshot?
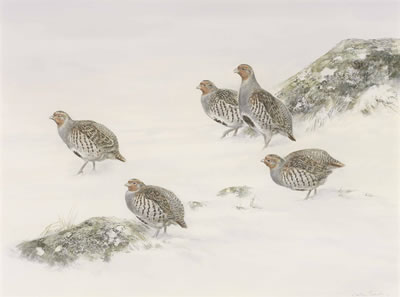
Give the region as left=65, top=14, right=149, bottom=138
left=276, top=38, right=400, bottom=129
left=17, top=217, right=152, bottom=265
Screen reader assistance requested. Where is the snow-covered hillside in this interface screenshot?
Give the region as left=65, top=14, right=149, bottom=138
left=276, top=39, right=400, bottom=130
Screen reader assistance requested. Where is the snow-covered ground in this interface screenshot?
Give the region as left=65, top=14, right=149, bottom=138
left=2, top=1, right=399, bottom=296
left=1, top=95, right=399, bottom=296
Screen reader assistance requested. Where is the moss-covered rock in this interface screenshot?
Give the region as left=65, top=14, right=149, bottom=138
left=276, top=39, right=400, bottom=129
left=217, top=186, right=253, bottom=198
left=188, top=201, right=206, bottom=210
left=217, top=186, right=260, bottom=209
left=17, top=217, right=151, bottom=266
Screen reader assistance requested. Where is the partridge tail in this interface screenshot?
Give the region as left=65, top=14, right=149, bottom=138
left=176, top=219, right=187, bottom=228
left=115, top=152, right=126, bottom=162
left=331, top=160, right=345, bottom=168
left=288, top=133, right=296, bottom=141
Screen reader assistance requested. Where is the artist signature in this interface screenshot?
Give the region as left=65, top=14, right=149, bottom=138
left=352, top=290, right=385, bottom=296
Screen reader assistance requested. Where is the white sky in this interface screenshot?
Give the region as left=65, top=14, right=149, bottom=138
left=1, top=0, right=399, bottom=124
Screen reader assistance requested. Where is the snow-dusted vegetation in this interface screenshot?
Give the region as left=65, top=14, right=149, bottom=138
left=277, top=39, right=400, bottom=129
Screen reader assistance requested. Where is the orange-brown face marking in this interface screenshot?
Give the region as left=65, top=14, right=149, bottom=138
left=128, top=184, right=138, bottom=191
left=54, top=117, right=65, bottom=126
left=262, top=155, right=280, bottom=169
left=198, top=80, right=215, bottom=95
left=51, top=111, right=68, bottom=127
left=126, top=179, right=144, bottom=192
left=236, top=64, right=252, bottom=80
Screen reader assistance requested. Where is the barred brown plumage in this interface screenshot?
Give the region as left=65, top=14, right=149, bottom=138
left=50, top=111, right=126, bottom=174
left=197, top=80, right=244, bottom=138
left=261, top=149, right=344, bottom=199
left=125, top=178, right=187, bottom=237
left=234, top=64, right=295, bottom=148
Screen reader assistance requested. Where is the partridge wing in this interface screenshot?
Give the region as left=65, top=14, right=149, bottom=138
left=77, top=121, right=116, bottom=150
left=287, top=149, right=344, bottom=168
left=209, top=90, right=240, bottom=126
left=249, top=90, right=292, bottom=132
left=284, top=153, right=332, bottom=181
left=140, top=187, right=174, bottom=218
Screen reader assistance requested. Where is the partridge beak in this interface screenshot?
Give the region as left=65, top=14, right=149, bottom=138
left=49, top=115, right=55, bottom=120
left=260, top=159, right=264, bottom=163
left=233, top=67, right=239, bottom=74
left=124, top=183, right=129, bottom=187
left=196, top=85, right=201, bottom=89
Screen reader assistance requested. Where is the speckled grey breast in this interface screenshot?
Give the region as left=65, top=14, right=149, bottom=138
left=126, top=186, right=186, bottom=228
left=202, top=89, right=242, bottom=128
left=281, top=166, right=328, bottom=191
left=126, top=192, right=169, bottom=228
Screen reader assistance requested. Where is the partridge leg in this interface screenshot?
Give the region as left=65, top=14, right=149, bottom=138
left=305, top=190, right=312, bottom=200
left=153, top=228, right=161, bottom=238
left=77, top=161, right=89, bottom=175
left=163, top=225, right=167, bottom=234
left=262, top=131, right=273, bottom=149
left=92, top=161, right=96, bottom=171
left=233, top=127, right=240, bottom=136
left=221, top=128, right=235, bottom=138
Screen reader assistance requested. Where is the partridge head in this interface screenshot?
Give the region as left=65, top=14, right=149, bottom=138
left=234, top=64, right=254, bottom=80
left=49, top=111, right=71, bottom=127
left=125, top=178, right=146, bottom=192
left=196, top=80, right=217, bottom=95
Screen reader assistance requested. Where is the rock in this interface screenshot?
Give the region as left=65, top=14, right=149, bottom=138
left=17, top=217, right=150, bottom=266
left=217, top=186, right=260, bottom=209
left=217, top=186, right=253, bottom=198
left=276, top=38, right=400, bottom=129
left=188, top=201, right=206, bottom=210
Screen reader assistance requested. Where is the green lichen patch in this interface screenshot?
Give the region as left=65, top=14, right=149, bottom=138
left=188, top=201, right=206, bottom=210
left=17, top=217, right=150, bottom=266
left=276, top=39, right=400, bottom=129
left=217, top=186, right=253, bottom=198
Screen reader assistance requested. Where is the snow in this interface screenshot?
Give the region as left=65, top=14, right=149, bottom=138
left=356, top=50, right=367, bottom=59
left=298, top=69, right=310, bottom=81
left=320, top=67, right=337, bottom=78
left=1, top=95, right=398, bottom=296
left=1, top=1, right=399, bottom=296
left=35, top=247, right=45, bottom=256
left=319, top=67, right=337, bottom=82
left=355, top=83, right=399, bottom=113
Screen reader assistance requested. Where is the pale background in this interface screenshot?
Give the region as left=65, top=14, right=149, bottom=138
left=1, top=0, right=399, bottom=296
